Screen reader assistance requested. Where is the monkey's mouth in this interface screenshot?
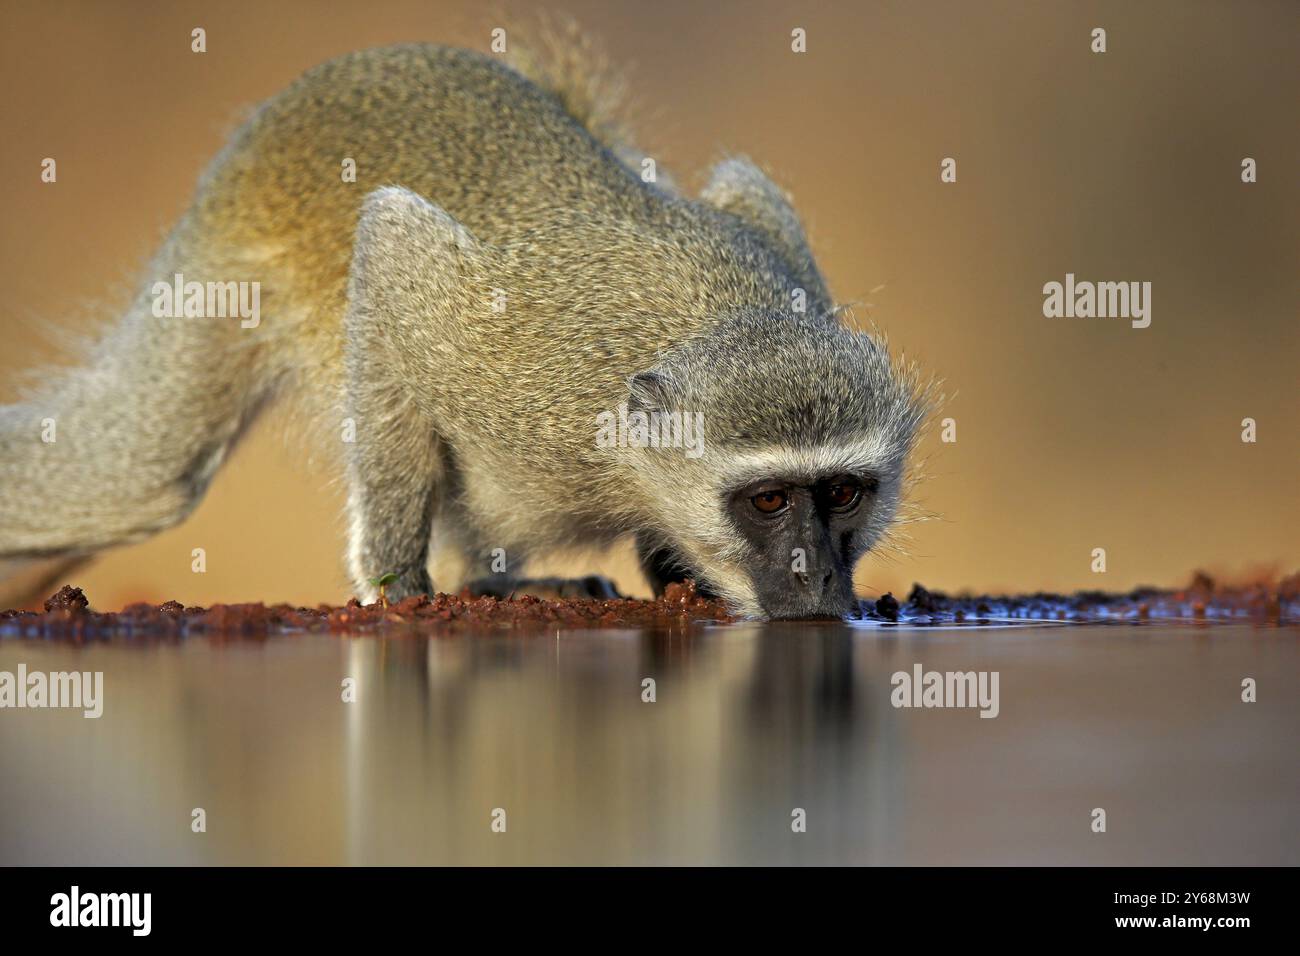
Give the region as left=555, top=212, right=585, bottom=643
left=750, top=574, right=858, bottom=622
left=765, top=610, right=848, bottom=622
left=683, top=572, right=855, bottom=622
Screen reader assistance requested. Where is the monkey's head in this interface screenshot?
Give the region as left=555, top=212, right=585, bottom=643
left=623, top=309, right=928, bottom=620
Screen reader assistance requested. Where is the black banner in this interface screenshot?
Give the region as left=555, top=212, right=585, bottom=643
left=0, top=867, right=1286, bottom=942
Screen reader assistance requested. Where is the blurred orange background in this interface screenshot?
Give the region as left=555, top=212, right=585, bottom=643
left=1, top=0, right=1296, bottom=608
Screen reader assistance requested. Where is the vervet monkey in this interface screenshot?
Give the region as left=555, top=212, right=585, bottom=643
left=0, top=43, right=927, bottom=618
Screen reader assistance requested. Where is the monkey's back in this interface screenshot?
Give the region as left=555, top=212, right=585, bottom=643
left=191, top=45, right=669, bottom=364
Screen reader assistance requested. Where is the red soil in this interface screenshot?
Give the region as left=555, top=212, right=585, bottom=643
left=1, top=572, right=1294, bottom=639
left=0, top=580, right=733, bottom=639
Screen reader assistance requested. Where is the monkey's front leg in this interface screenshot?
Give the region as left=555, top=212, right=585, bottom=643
left=341, top=185, right=488, bottom=603
left=342, top=373, right=442, bottom=604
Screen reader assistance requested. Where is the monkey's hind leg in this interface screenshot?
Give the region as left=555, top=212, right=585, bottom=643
left=463, top=575, right=625, bottom=600
left=342, top=186, right=486, bottom=603
left=636, top=531, right=719, bottom=599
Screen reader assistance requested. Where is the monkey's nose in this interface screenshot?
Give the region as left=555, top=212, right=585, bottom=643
left=792, top=568, right=835, bottom=596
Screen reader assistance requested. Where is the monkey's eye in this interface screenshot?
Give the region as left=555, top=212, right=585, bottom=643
left=751, top=489, right=789, bottom=515
left=822, top=477, right=864, bottom=513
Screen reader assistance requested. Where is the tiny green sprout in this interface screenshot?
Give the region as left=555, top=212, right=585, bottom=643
left=369, top=572, right=399, bottom=609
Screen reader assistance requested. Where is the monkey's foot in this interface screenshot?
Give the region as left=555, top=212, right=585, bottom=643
left=464, top=575, right=624, bottom=601
left=377, top=568, right=434, bottom=604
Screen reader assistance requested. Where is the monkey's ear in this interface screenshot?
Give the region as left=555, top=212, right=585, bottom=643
left=699, top=157, right=829, bottom=303
left=350, top=186, right=484, bottom=313
left=626, top=369, right=676, bottom=414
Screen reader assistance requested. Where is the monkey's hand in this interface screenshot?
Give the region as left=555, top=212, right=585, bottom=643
left=377, top=567, right=435, bottom=605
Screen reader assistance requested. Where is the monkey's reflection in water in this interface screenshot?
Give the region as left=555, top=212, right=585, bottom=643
left=343, top=623, right=901, bottom=864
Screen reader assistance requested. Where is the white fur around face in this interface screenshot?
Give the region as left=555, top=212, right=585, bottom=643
left=632, top=435, right=905, bottom=618
left=715, top=434, right=897, bottom=489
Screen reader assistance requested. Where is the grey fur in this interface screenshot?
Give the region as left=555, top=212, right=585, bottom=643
left=0, top=43, right=926, bottom=617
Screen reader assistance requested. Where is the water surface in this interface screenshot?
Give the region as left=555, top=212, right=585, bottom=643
left=1, top=621, right=1295, bottom=864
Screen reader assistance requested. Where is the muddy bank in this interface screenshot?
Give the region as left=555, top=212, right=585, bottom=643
left=0, top=580, right=733, bottom=639
left=1, top=572, right=1295, bottom=639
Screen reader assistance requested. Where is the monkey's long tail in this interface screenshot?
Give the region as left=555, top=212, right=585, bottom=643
left=0, top=223, right=280, bottom=603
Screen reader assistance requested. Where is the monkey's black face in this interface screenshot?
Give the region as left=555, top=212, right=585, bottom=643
left=725, top=473, right=879, bottom=619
